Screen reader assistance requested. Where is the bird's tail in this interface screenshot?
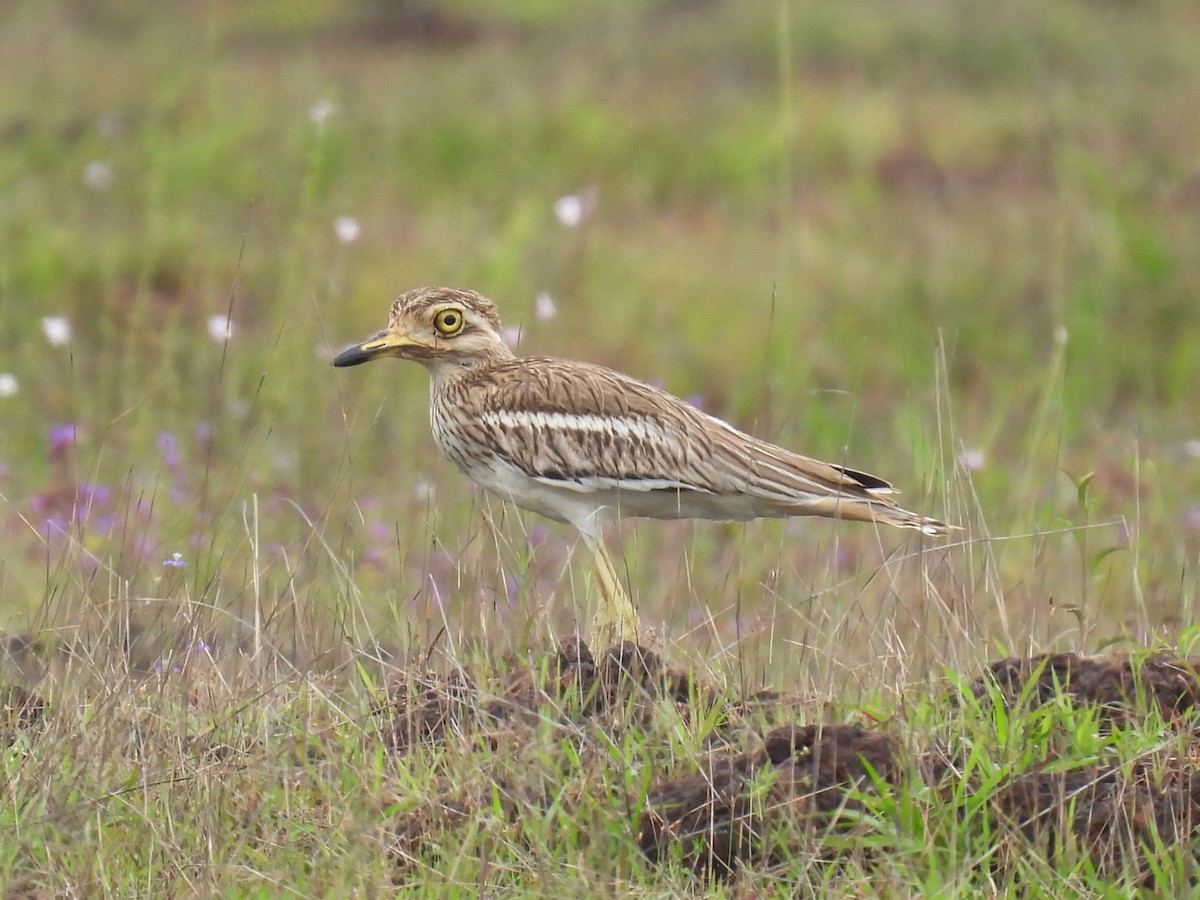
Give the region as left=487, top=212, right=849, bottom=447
left=868, top=503, right=954, bottom=536
left=792, top=495, right=953, bottom=536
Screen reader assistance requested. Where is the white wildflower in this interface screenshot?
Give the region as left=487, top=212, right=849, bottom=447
left=552, top=186, right=596, bottom=227
left=309, top=100, right=335, bottom=124
left=333, top=216, right=361, bottom=244
left=41, top=316, right=71, bottom=345
left=207, top=314, right=234, bottom=342
left=534, top=291, right=557, bottom=321
left=83, top=161, right=114, bottom=190
left=0, top=373, right=17, bottom=397
left=97, top=111, right=127, bottom=138
left=958, top=448, right=986, bottom=472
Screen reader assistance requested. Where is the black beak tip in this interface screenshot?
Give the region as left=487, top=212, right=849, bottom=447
left=331, top=346, right=368, bottom=368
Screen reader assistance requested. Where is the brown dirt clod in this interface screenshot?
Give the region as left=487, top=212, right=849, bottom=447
left=971, top=652, right=1200, bottom=723
left=380, top=641, right=1200, bottom=885
left=638, top=723, right=898, bottom=877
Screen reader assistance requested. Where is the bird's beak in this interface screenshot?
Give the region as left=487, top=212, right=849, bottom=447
left=331, top=329, right=429, bottom=367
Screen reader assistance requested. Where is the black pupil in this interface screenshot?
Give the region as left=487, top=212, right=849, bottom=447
left=442, top=313, right=457, bottom=329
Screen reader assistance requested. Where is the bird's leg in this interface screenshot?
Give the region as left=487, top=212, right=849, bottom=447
left=584, top=536, right=641, bottom=648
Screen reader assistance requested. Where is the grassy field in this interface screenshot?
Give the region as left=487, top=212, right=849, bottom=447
left=3, top=0, right=1200, bottom=894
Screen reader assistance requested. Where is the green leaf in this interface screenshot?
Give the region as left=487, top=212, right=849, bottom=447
left=1074, top=471, right=1095, bottom=509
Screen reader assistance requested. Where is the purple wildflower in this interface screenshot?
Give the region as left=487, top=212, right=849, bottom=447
left=131, top=535, right=157, bottom=558
left=49, top=424, right=79, bottom=451
left=39, top=516, right=68, bottom=538
left=76, top=482, right=112, bottom=506
left=156, top=431, right=181, bottom=470
left=162, top=552, right=187, bottom=568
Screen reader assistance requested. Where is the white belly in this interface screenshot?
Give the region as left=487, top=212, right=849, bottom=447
left=467, top=456, right=614, bottom=532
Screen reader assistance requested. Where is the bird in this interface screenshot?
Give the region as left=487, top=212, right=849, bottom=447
left=332, top=286, right=949, bottom=646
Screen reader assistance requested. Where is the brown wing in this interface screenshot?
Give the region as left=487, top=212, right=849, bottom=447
left=444, top=357, right=893, bottom=503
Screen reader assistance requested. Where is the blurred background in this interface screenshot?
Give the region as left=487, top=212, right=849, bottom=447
left=2, top=0, right=1198, bottom=686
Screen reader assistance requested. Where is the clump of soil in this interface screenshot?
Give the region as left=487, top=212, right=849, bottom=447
left=988, top=753, right=1200, bottom=887
left=380, top=636, right=792, bottom=876
left=971, top=652, right=1200, bottom=722
left=638, top=723, right=898, bottom=876
left=9, top=625, right=1200, bottom=886
left=0, top=683, right=47, bottom=745
left=380, top=639, right=1200, bottom=884
left=376, top=637, right=705, bottom=753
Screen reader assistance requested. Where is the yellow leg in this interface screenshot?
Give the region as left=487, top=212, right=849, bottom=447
left=585, top=537, right=641, bottom=648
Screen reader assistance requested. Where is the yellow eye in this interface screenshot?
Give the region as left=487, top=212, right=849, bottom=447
left=433, top=308, right=464, bottom=336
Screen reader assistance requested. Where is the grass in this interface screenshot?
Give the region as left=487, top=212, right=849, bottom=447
left=2, top=0, right=1200, bottom=893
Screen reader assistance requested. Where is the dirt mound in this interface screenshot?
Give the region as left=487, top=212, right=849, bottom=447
left=381, top=637, right=794, bottom=877
left=0, top=683, right=47, bottom=745
left=971, top=652, right=1200, bottom=721
left=994, top=759, right=1200, bottom=886
left=638, top=723, right=898, bottom=876
left=377, top=637, right=704, bottom=753
left=379, top=641, right=1200, bottom=884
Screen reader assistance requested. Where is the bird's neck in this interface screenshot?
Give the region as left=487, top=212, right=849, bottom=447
left=425, top=346, right=515, bottom=391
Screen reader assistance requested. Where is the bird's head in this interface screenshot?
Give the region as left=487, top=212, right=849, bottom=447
left=331, top=287, right=513, bottom=372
